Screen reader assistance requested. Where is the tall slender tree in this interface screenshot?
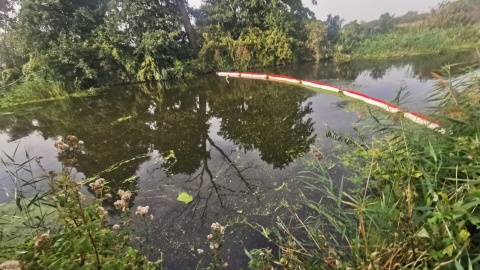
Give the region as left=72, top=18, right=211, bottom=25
left=176, top=0, right=196, bottom=47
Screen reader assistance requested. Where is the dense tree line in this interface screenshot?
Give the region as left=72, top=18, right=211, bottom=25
left=0, top=0, right=329, bottom=89
left=0, top=0, right=478, bottom=90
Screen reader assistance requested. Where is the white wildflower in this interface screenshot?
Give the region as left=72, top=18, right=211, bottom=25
left=135, top=206, right=149, bottom=216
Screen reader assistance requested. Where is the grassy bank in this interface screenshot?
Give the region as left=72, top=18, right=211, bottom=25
left=0, top=78, right=102, bottom=109
left=350, top=24, right=480, bottom=59
left=245, top=64, right=480, bottom=268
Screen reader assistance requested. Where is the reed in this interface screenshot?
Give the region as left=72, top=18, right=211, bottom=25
left=246, top=62, right=480, bottom=268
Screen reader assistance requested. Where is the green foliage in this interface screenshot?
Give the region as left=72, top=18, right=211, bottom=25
left=305, top=20, right=327, bottom=62
left=198, top=25, right=302, bottom=70
left=196, top=0, right=317, bottom=70
left=325, top=14, right=343, bottom=45
left=0, top=0, right=196, bottom=89
left=244, top=248, right=275, bottom=269
left=338, top=0, right=480, bottom=59
left=12, top=0, right=109, bottom=88
left=260, top=66, right=480, bottom=268
left=177, top=192, right=193, bottom=204
left=340, top=20, right=365, bottom=53
left=0, top=136, right=160, bottom=269
left=0, top=76, right=68, bottom=107
left=425, top=0, right=480, bottom=27
left=349, top=24, right=480, bottom=59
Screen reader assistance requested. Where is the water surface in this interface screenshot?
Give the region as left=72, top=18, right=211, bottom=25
left=0, top=51, right=476, bottom=268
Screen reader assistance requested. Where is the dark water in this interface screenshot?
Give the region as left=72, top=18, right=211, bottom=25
left=0, top=51, right=476, bottom=269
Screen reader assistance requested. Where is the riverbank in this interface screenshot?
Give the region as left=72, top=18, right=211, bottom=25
left=246, top=63, right=480, bottom=268
left=1, top=53, right=479, bottom=268
left=0, top=78, right=103, bottom=109
left=347, top=23, right=480, bottom=60
left=2, top=49, right=478, bottom=110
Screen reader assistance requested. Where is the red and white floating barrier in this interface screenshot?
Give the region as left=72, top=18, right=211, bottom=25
left=240, top=72, right=268, bottom=79
left=216, top=71, right=444, bottom=132
left=301, top=80, right=342, bottom=93
left=268, top=75, right=302, bottom=84
left=403, top=112, right=443, bottom=131
left=217, top=72, right=241, bottom=77
left=343, top=90, right=400, bottom=113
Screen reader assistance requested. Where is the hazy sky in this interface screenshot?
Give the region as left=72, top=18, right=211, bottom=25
left=188, top=0, right=446, bottom=22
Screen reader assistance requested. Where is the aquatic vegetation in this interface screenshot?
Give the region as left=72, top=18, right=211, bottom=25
left=250, top=64, right=480, bottom=268
left=207, top=222, right=227, bottom=269
left=0, top=137, right=160, bottom=269
left=177, top=192, right=193, bottom=204
left=195, top=222, right=227, bottom=269
left=0, top=77, right=103, bottom=109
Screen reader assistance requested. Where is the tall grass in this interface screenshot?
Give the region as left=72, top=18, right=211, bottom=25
left=247, top=63, right=480, bottom=269
left=351, top=24, right=480, bottom=59
left=0, top=77, right=68, bottom=106
left=0, top=76, right=103, bottom=109
left=0, top=136, right=160, bottom=269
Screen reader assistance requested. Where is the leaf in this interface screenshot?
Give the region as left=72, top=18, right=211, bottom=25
left=127, top=247, right=136, bottom=257
left=455, top=260, right=465, bottom=270
left=469, top=215, right=480, bottom=225
left=441, top=244, right=455, bottom=257
left=458, top=229, right=470, bottom=242
left=177, top=192, right=193, bottom=204
left=413, top=171, right=423, bottom=178
left=416, top=227, right=430, bottom=239
left=428, top=141, right=437, bottom=162
left=113, top=115, right=134, bottom=124
left=76, top=237, right=91, bottom=253
left=16, top=197, right=23, bottom=212
left=244, top=248, right=254, bottom=261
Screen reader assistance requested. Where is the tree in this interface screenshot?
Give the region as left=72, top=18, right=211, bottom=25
left=176, top=0, right=197, bottom=47
left=0, top=0, right=14, bottom=35
left=97, top=0, right=186, bottom=82
left=377, top=12, right=395, bottom=33
left=8, top=0, right=194, bottom=87
left=305, top=20, right=327, bottom=61
left=325, top=14, right=343, bottom=44
left=11, top=0, right=108, bottom=87
left=197, top=0, right=315, bottom=69
left=0, top=0, right=15, bottom=73
left=341, top=20, right=365, bottom=52
left=211, top=80, right=316, bottom=169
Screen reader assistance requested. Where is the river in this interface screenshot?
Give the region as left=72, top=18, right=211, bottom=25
left=0, top=51, right=476, bottom=268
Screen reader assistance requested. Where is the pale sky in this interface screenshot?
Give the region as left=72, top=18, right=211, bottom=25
left=188, top=0, right=446, bottom=22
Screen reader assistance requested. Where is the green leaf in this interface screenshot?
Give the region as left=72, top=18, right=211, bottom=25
left=416, top=227, right=430, bottom=238
left=244, top=248, right=254, bottom=261
left=469, top=215, right=480, bottom=225
left=76, top=237, right=91, bottom=253
left=113, top=115, right=134, bottom=124
left=127, top=247, right=136, bottom=257
left=458, top=229, right=470, bottom=242
left=15, top=197, right=22, bottom=212
left=428, top=141, right=437, bottom=162
left=177, top=192, right=193, bottom=204
left=441, top=244, right=455, bottom=257
left=429, top=249, right=443, bottom=260
left=455, top=260, right=465, bottom=270
left=413, top=171, right=423, bottom=178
